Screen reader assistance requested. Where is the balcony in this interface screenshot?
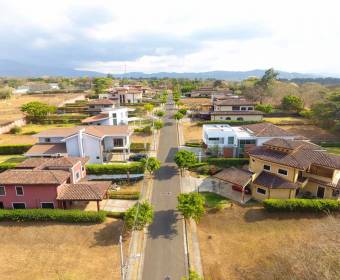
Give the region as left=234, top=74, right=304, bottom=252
left=297, top=176, right=308, bottom=187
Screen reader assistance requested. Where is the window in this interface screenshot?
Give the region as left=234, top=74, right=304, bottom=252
left=278, top=169, right=288, bottom=176
left=232, top=106, right=240, bottom=111
left=241, top=107, right=247, bottom=111
left=81, top=166, right=85, bottom=171
left=114, top=138, right=124, bottom=147
left=41, top=202, right=54, bottom=209
left=256, top=188, right=266, bottom=195
left=45, top=138, right=51, bottom=143
left=15, top=186, right=24, bottom=196
left=237, top=117, right=244, bottom=121
left=263, top=165, right=271, bottom=171
left=208, top=137, right=219, bottom=141
left=12, top=203, right=26, bottom=209
left=248, top=107, right=254, bottom=111
left=225, top=117, right=231, bottom=120
left=76, top=172, right=80, bottom=180
left=228, top=137, right=234, bottom=145
left=0, top=186, right=5, bottom=196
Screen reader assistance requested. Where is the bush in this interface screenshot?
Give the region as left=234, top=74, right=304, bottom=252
left=0, top=144, right=33, bottom=155
left=0, top=209, right=106, bottom=223
left=0, top=162, right=18, bottom=172
left=206, top=158, right=249, bottom=168
left=86, top=162, right=145, bottom=175
left=255, top=104, right=273, bottom=114
left=104, top=211, right=125, bottom=219
left=125, top=201, right=154, bottom=231
left=108, top=191, right=140, bottom=200
left=197, top=120, right=262, bottom=126
left=130, top=142, right=150, bottom=152
left=178, top=108, right=187, bottom=115
left=263, top=199, right=340, bottom=212
left=185, top=142, right=203, bottom=148
left=9, top=126, right=22, bottom=134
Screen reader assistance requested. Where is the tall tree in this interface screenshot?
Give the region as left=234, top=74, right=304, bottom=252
left=21, top=101, right=56, bottom=122
left=254, top=68, right=279, bottom=103
left=174, top=150, right=197, bottom=175
left=93, top=78, right=113, bottom=95
left=125, top=201, right=154, bottom=231
left=177, top=193, right=205, bottom=222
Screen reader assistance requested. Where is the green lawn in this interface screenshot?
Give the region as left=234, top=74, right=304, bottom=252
left=200, top=192, right=230, bottom=208
left=0, top=155, right=26, bottom=163
left=325, top=147, right=340, bottom=155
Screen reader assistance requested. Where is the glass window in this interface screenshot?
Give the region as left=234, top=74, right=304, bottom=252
left=45, top=138, right=51, bottom=143
left=13, top=203, right=26, bottom=209
left=208, top=137, right=219, bottom=141
left=248, top=107, right=254, bottom=111
left=114, top=138, right=124, bottom=147
left=257, top=188, right=266, bottom=195
left=237, top=117, right=244, bottom=121
left=278, top=169, right=288, bottom=176
left=232, top=106, right=240, bottom=111
left=0, top=186, right=5, bottom=196
left=41, top=202, right=54, bottom=209
left=228, top=137, right=234, bottom=145
left=15, top=186, right=24, bottom=196
left=264, top=165, right=271, bottom=171
left=241, top=107, right=247, bottom=111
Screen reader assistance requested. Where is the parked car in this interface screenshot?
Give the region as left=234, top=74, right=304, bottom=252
left=129, top=153, right=148, bottom=162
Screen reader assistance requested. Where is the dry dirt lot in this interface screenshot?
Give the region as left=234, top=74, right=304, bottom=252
left=279, top=124, right=339, bottom=142
left=197, top=205, right=340, bottom=280
left=182, top=121, right=202, bottom=143
left=131, top=133, right=153, bottom=144
left=0, top=93, right=84, bottom=125
left=0, top=219, right=128, bottom=280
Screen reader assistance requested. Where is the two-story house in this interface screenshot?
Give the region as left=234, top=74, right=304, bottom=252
left=202, top=122, right=299, bottom=157
left=211, top=98, right=263, bottom=121
left=25, top=126, right=132, bottom=163
left=81, top=107, right=129, bottom=126
left=0, top=157, right=112, bottom=210
left=87, top=99, right=116, bottom=116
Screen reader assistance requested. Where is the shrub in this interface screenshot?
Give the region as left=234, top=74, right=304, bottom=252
left=0, top=144, right=33, bottom=155
left=177, top=193, right=205, bottom=222
left=0, top=162, right=18, bottom=171
left=178, top=108, right=187, bottom=115
left=104, top=211, right=125, bottom=219
left=184, top=142, right=203, bottom=148
left=125, top=201, right=154, bottom=231
left=108, top=191, right=140, bottom=200
left=9, top=126, right=22, bottom=134
left=130, top=142, right=150, bottom=152
left=206, top=158, right=249, bottom=168
left=255, top=104, right=273, bottom=113
left=0, top=209, right=106, bottom=223
left=263, top=199, right=340, bottom=212
left=86, top=162, right=145, bottom=175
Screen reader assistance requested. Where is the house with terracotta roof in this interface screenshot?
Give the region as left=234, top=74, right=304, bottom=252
left=0, top=157, right=111, bottom=210
left=81, top=107, right=129, bottom=126
left=87, top=99, right=116, bottom=116
left=202, top=122, right=302, bottom=157
left=211, top=138, right=340, bottom=203
left=99, top=86, right=143, bottom=104
left=25, top=126, right=132, bottom=163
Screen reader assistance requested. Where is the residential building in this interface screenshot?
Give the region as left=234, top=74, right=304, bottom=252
left=0, top=157, right=112, bottom=210
left=202, top=122, right=302, bottom=157
left=99, top=86, right=143, bottom=104
left=25, top=126, right=132, bottom=163
left=211, top=138, right=340, bottom=202
left=87, top=99, right=116, bottom=116
left=81, top=107, right=129, bottom=126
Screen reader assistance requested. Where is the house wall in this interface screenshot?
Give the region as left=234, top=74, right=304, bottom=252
left=211, top=114, right=263, bottom=121
left=38, top=137, right=64, bottom=143
left=303, top=181, right=334, bottom=199
left=82, top=135, right=102, bottom=164
left=65, top=136, right=81, bottom=157
left=251, top=184, right=294, bottom=201
left=214, top=105, right=255, bottom=111
left=249, top=156, right=299, bottom=183
left=0, top=184, right=59, bottom=209
left=70, top=161, right=84, bottom=183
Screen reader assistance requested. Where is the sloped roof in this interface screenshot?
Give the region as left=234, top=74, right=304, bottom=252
left=215, top=98, right=256, bottom=106
left=25, top=143, right=67, bottom=156
left=211, top=110, right=263, bottom=115
left=34, top=127, right=81, bottom=138
left=213, top=167, right=253, bottom=187
left=263, top=138, right=323, bottom=151
left=81, top=113, right=109, bottom=124
left=57, top=181, right=111, bottom=201
left=242, top=123, right=296, bottom=137
left=88, top=99, right=114, bottom=105
left=253, top=171, right=298, bottom=189
left=0, top=169, right=70, bottom=185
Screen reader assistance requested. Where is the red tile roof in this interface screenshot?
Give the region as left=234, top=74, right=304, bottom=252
left=81, top=113, right=109, bottom=124
left=242, top=123, right=296, bottom=137
left=25, top=143, right=67, bottom=156
left=213, top=167, right=253, bottom=186
left=215, top=98, right=256, bottom=106
left=253, top=171, right=298, bottom=189
left=88, top=99, right=114, bottom=105
left=211, top=110, right=263, bottom=116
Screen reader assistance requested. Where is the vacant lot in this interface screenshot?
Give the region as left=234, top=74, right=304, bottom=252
left=278, top=124, right=339, bottom=142
left=263, top=117, right=312, bottom=125
left=0, top=123, right=76, bottom=145
left=197, top=205, right=340, bottom=280
left=182, top=121, right=202, bottom=143
left=0, top=93, right=84, bottom=125
left=0, top=219, right=127, bottom=280
left=131, top=132, right=153, bottom=144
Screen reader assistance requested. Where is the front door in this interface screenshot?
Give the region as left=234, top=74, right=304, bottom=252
left=317, top=186, right=325, bottom=198
left=0, top=202, right=3, bottom=209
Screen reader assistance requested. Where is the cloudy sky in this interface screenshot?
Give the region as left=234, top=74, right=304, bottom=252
left=1, top=0, right=340, bottom=75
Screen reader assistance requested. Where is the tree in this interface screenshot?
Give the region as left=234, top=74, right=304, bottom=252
left=177, top=193, right=205, bottom=222
left=21, top=101, right=56, bottom=122
left=255, top=104, right=273, bottom=114
left=155, top=110, right=165, bottom=117
left=144, top=103, right=154, bottom=114
left=125, top=201, right=154, bottom=231
left=141, top=157, right=161, bottom=175
left=174, top=111, right=184, bottom=121
left=178, top=108, right=187, bottom=115
left=182, top=270, right=204, bottom=280
left=281, top=95, right=304, bottom=112
left=0, top=87, right=13, bottom=99
left=174, top=150, right=197, bottom=175
left=213, top=79, right=223, bottom=88
left=93, top=78, right=113, bottom=95
left=154, top=120, right=164, bottom=130
left=254, top=68, right=279, bottom=103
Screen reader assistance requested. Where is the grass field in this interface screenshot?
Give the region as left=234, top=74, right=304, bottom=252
left=0, top=123, right=76, bottom=145
left=0, top=93, right=84, bottom=125
left=325, top=147, right=340, bottom=155
left=197, top=205, right=340, bottom=280
left=263, top=117, right=311, bottom=125
left=182, top=121, right=202, bottom=143
left=201, top=192, right=230, bottom=208
left=0, top=155, right=26, bottom=163
left=0, top=219, right=128, bottom=280
left=279, top=125, right=339, bottom=142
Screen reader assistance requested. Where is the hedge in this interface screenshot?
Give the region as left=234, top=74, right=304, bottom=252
left=206, top=158, right=249, bottom=168
left=86, top=162, right=145, bottom=175
left=0, top=209, right=106, bottom=223
left=130, top=142, right=151, bottom=152
left=0, top=144, right=33, bottom=155
left=108, top=191, right=140, bottom=200
left=263, top=199, right=340, bottom=212
left=185, top=142, right=203, bottom=148
left=197, top=120, right=262, bottom=126
left=319, top=142, right=340, bottom=148
left=104, top=211, right=125, bottom=219
left=0, top=162, right=18, bottom=172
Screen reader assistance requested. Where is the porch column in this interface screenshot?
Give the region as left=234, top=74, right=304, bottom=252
left=96, top=201, right=100, bottom=212
left=241, top=186, right=245, bottom=203
left=268, top=188, right=271, bottom=199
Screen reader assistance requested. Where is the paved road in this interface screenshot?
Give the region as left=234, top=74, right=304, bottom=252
left=142, top=99, right=187, bottom=280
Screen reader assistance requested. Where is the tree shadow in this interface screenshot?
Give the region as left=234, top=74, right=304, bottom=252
left=164, top=147, right=178, bottom=163
left=147, top=209, right=179, bottom=240
left=92, top=219, right=124, bottom=246
left=155, top=165, right=179, bottom=181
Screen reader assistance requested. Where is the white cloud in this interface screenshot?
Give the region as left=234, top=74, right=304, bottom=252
left=1, top=0, right=340, bottom=74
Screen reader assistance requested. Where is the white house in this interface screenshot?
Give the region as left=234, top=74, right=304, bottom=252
left=25, top=126, right=132, bottom=164
left=87, top=99, right=116, bottom=115
left=99, top=86, right=143, bottom=104
left=202, top=123, right=300, bottom=157
left=81, top=107, right=129, bottom=126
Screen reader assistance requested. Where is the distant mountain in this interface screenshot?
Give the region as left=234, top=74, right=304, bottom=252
left=112, top=70, right=324, bottom=80
left=0, top=59, right=104, bottom=77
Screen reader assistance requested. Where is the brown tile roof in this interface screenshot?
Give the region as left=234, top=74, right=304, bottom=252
left=81, top=113, right=109, bottom=124
left=57, top=181, right=111, bottom=201
left=34, top=127, right=81, bottom=138
left=25, top=143, right=67, bottom=156
left=82, top=125, right=131, bottom=138
left=242, top=123, right=296, bottom=137
left=211, top=110, right=263, bottom=116
left=253, top=171, right=298, bottom=189
left=88, top=99, right=114, bottom=105
left=213, top=167, right=253, bottom=186
left=0, top=169, right=70, bottom=185
left=263, top=138, right=323, bottom=151
left=16, top=157, right=89, bottom=170
left=308, top=177, right=340, bottom=190
left=215, top=98, right=256, bottom=106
